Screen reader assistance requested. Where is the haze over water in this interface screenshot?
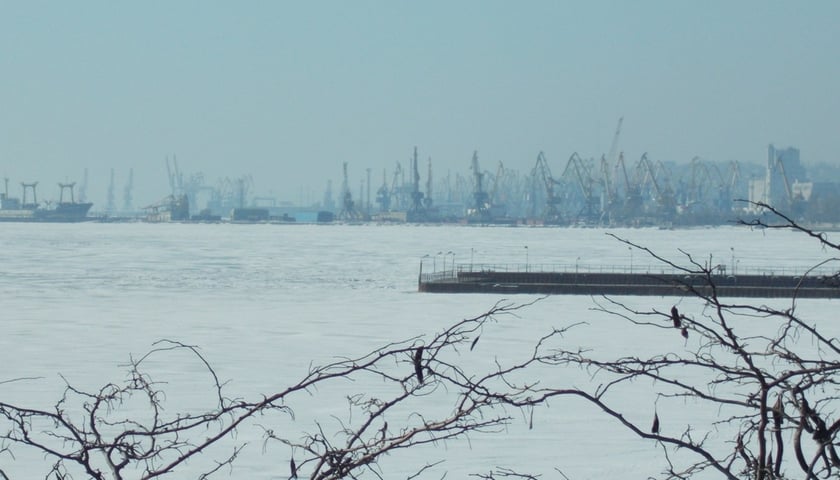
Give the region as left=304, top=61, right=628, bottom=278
left=1, top=223, right=836, bottom=478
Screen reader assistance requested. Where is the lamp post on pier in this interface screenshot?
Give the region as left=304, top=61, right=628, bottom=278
left=730, top=247, right=735, bottom=275
left=442, top=251, right=452, bottom=272
left=524, top=245, right=529, bottom=272
left=419, top=254, right=430, bottom=286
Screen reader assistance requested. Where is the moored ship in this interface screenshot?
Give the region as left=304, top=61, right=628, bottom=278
left=0, top=181, right=93, bottom=222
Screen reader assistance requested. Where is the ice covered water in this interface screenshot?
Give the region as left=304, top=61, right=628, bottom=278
left=0, top=223, right=836, bottom=478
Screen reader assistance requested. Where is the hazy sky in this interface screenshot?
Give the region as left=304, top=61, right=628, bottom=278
left=1, top=1, right=838, bottom=208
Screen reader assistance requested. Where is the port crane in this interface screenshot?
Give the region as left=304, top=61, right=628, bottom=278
left=375, top=169, right=390, bottom=212
left=337, top=162, right=361, bottom=221
left=600, top=154, right=619, bottom=223
left=407, top=146, right=426, bottom=217
left=425, top=157, right=434, bottom=209
left=705, top=161, right=736, bottom=214
left=636, top=153, right=675, bottom=218
left=488, top=161, right=509, bottom=218
left=682, top=156, right=712, bottom=210
left=533, top=151, right=563, bottom=224
left=123, top=168, right=134, bottom=211
left=722, top=160, right=742, bottom=211
left=454, top=173, right=471, bottom=208
left=773, top=153, right=806, bottom=215
left=606, top=117, right=623, bottom=171
left=599, top=117, right=624, bottom=223
left=468, top=151, right=491, bottom=222
left=616, top=152, right=643, bottom=220
left=389, top=162, right=404, bottom=211
left=562, top=152, right=600, bottom=223
left=165, top=155, right=184, bottom=196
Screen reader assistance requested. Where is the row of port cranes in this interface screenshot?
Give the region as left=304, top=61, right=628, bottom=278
left=357, top=119, right=753, bottom=226
left=136, top=156, right=259, bottom=222
left=362, top=150, right=746, bottom=227
left=139, top=139, right=819, bottom=226
left=105, top=119, right=823, bottom=225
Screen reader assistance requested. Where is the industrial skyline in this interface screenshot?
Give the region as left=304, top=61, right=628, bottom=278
left=6, top=141, right=839, bottom=229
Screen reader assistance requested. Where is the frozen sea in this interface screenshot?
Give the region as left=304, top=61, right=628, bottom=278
left=0, top=222, right=837, bottom=479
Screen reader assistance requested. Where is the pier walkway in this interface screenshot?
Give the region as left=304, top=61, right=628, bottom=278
left=418, top=263, right=840, bottom=298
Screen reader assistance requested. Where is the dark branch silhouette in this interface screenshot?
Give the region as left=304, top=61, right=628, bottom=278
left=2, top=299, right=554, bottom=479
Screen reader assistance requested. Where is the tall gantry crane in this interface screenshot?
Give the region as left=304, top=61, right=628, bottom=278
left=389, top=162, right=404, bottom=211
left=123, top=168, right=134, bottom=211
left=636, top=153, right=675, bottom=218
left=533, top=151, right=563, bottom=224
left=408, top=146, right=426, bottom=216
left=468, top=151, right=491, bottom=222
left=488, top=161, right=503, bottom=217
left=601, top=117, right=624, bottom=222
left=165, top=155, right=184, bottom=196
left=337, top=162, right=361, bottom=221
left=607, top=117, right=623, bottom=168
left=722, top=160, right=742, bottom=211
left=562, top=152, right=600, bottom=222
left=617, top=152, right=642, bottom=220
left=600, top=154, right=618, bottom=222
left=375, top=169, right=390, bottom=212
left=772, top=152, right=806, bottom=215
left=424, top=157, right=433, bottom=209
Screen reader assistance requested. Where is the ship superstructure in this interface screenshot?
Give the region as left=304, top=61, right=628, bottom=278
left=0, top=179, right=93, bottom=222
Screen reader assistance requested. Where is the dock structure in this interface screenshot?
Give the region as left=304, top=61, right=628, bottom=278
left=419, top=264, right=840, bottom=298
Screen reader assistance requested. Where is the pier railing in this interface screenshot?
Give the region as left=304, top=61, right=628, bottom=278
left=420, top=262, right=840, bottom=282
left=418, top=262, right=840, bottom=298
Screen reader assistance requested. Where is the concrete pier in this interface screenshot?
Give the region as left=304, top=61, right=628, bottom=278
left=419, top=266, right=840, bottom=298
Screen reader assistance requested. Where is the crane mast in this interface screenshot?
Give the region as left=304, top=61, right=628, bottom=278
left=78, top=168, right=88, bottom=203
left=563, top=152, right=599, bottom=221
left=337, top=162, right=361, bottom=221
left=390, top=162, right=403, bottom=211
left=376, top=169, right=390, bottom=211
left=469, top=151, right=490, bottom=222
left=425, top=157, right=433, bottom=208
left=107, top=168, right=116, bottom=213
left=607, top=116, right=623, bottom=167
left=123, top=168, right=134, bottom=211
left=534, top=151, right=562, bottom=224
left=408, top=146, right=425, bottom=215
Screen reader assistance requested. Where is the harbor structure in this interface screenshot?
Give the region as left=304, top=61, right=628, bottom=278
left=419, top=262, right=840, bottom=298
left=0, top=179, right=93, bottom=222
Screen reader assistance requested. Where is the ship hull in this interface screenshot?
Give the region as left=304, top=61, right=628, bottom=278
left=0, top=202, right=93, bottom=223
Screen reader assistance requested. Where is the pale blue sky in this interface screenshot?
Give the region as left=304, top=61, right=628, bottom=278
left=1, top=1, right=838, bottom=207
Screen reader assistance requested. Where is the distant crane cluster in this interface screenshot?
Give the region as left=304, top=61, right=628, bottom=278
left=346, top=135, right=752, bottom=226
left=128, top=139, right=774, bottom=225
left=32, top=118, right=835, bottom=225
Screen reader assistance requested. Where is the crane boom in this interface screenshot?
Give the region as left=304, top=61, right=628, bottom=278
left=607, top=116, right=623, bottom=166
